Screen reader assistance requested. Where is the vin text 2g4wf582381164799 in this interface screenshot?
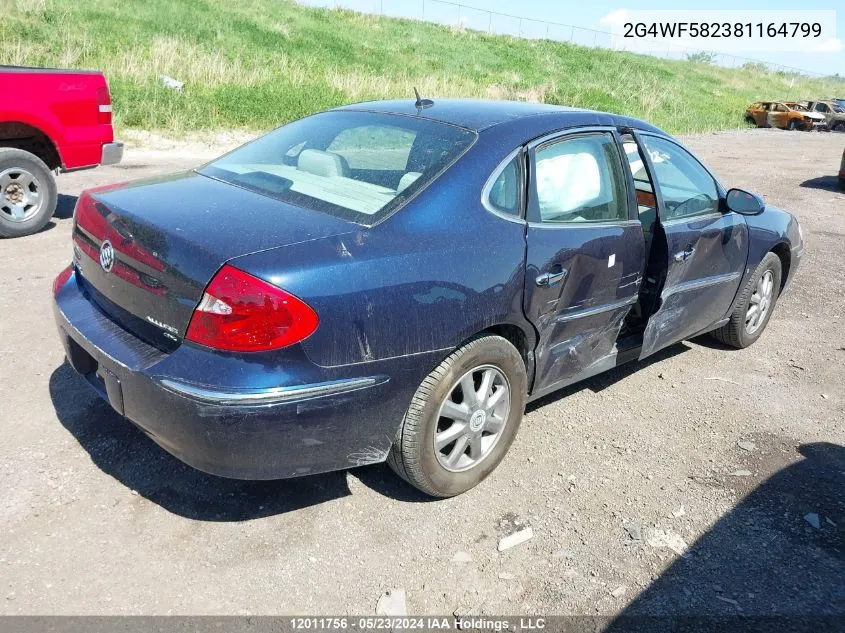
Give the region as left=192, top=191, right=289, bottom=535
left=52, top=99, right=804, bottom=497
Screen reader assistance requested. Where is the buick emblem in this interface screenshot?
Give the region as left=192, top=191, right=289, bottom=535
left=99, top=239, right=115, bottom=273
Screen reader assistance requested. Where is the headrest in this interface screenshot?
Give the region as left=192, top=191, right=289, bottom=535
left=298, top=149, right=349, bottom=178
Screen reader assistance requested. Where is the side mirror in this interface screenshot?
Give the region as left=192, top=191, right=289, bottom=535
left=726, top=188, right=765, bottom=215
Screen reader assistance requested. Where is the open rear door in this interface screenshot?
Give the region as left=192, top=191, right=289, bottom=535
left=631, top=131, right=749, bottom=360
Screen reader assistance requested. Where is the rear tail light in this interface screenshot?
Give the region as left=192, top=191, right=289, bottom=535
left=97, top=86, right=112, bottom=124
left=185, top=265, right=318, bottom=352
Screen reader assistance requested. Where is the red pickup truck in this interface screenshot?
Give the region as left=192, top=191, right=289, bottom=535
left=0, top=66, right=122, bottom=237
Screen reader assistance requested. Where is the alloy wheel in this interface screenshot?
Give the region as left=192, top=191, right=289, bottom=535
left=745, top=270, right=774, bottom=334
left=434, top=365, right=511, bottom=472
left=0, top=167, right=43, bottom=223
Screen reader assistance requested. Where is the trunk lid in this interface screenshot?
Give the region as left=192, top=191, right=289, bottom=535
left=72, top=171, right=355, bottom=351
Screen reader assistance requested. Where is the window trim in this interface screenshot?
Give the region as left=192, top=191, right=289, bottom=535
left=480, top=146, right=527, bottom=222
left=633, top=131, right=727, bottom=222
left=525, top=127, right=635, bottom=228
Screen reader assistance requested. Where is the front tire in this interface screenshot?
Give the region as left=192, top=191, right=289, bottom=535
left=712, top=252, right=782, bottom=349
left=387, top=335, right=527, bottom=497
left=0, top=148, right=58, bottom=238
left=787, top=120, right=799, bottom=131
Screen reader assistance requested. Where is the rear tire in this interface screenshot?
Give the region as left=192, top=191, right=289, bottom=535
left=387, top=335, right=527, bottom=497
left=0, top=148, right=57, bottom=238
left=711, top=252, right=782, bottom=349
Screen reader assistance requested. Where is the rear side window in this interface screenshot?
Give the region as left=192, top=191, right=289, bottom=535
left=200, top=111, right=476, bottom=225
left=533, top=133, right=627, bottom=223
left=484, top=153, right=523, bottom=217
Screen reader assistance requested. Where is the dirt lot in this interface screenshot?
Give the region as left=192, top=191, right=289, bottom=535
left=1, top=128, right=843, bottom=616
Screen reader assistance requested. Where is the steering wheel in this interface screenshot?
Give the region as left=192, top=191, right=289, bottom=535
left=668, top=194, right=713, bottom=219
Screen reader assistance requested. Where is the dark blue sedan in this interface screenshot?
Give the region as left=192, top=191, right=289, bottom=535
left=53, top=99, right=804, bottom=497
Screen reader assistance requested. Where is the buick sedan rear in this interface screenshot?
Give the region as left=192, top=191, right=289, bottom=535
left=53, top=100, right=803, bottom=497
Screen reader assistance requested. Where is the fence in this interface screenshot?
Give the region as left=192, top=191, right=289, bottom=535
left=299, top=0, right=833, bottom=79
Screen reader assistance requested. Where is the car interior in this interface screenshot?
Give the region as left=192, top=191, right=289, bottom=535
left=209, top=118, right=469, bottom=218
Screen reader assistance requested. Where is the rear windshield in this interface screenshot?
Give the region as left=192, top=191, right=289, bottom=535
left=200, top=111, right=477, bottom=225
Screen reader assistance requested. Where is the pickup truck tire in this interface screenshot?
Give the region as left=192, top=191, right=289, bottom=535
left=711, top=252, right=782, bottom=349
left=0, top=148, right=57, bottom=238
left=387, top=335, right=527, bottom=497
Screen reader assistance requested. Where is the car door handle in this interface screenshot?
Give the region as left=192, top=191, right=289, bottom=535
left=674, top=246, right=695, bottom=262
left=536, top=269, right=568, bottom=287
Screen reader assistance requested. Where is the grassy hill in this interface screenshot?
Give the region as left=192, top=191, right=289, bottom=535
left=5, top=0, right=843, bottom=135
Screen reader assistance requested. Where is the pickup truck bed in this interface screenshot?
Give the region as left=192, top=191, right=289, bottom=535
left=0, top=65, right=122, bottom=237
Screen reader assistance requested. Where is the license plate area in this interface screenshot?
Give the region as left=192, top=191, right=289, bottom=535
left=65, top=334, right=97, bottom=376
left=63, top=332, right=125, bottom=416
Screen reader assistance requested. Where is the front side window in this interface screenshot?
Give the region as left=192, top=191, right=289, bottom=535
left=533, top=133, right=627, bottom=223
left=640, top=135, right=719, bottom=220
left=621, top=135, right=656, bottom=218
left=200, top=111, right=476, bottom=225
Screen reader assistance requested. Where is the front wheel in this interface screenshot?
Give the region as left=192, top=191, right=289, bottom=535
left=0, top=148, right=57, bottom=238
left=387, top=335, right=527, bottom=497
left=787, top=120, right=799, bottom=131
left=711, top=252, right=782, bottom=349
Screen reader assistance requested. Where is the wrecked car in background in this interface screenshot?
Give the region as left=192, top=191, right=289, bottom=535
left=745, top=101, right=825, bottom=131
left=53, top=99, right=804, bottom=498
left=805, top=100, right=845, bottom=132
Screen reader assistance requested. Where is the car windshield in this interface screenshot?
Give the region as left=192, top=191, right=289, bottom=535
left=787, top=103, right=808, bottom=111
left=199, top=111, right=477, bottom=225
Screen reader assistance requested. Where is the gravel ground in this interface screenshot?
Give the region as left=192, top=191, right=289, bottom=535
left=1, top=128, right=843, bottom=616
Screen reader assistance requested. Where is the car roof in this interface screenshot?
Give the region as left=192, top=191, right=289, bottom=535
left=333, top=98, right=660, bottom=134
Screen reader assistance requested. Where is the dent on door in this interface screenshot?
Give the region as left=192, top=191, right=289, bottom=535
left=527, top=224, right=644, bottom=395
left=639, top=213, right=747, bottom=358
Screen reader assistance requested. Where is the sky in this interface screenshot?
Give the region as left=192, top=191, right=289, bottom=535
left=300, top=0, right=843, bottom=76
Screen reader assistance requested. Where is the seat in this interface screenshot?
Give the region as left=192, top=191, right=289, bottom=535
left=297, top=149, right=349, bottom=178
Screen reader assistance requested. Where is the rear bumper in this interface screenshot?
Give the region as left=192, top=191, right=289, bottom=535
left=100, top=142, right=123, bottom=166
left=52, top=267, right=431, bottom=480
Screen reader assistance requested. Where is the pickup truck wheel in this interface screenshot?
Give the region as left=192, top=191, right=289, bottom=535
left=0, top=148, right=57, bottom=238
left=711, top=252, right=782, bottom=349
left=387, top=335, right=527, bottom=497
